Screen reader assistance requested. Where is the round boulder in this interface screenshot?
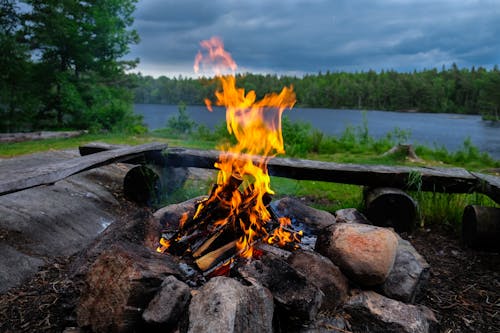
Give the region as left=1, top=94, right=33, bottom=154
left=315, top=223, right=398, bottom=286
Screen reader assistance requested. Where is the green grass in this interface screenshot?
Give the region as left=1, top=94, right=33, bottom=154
left=2, top=116, right=499, bottom=231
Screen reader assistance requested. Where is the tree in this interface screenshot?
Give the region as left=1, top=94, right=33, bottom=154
left=20, top=0, right=141, bottom=130
left=481, top=70, right=500, bottom=120
left=0, top=0, right=38, bottom=131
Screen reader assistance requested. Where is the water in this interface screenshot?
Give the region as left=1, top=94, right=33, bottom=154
left=134, top=104, right=500, bottom=159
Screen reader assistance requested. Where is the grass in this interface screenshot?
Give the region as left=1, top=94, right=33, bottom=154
left=1, top=114, right=498, bottom=231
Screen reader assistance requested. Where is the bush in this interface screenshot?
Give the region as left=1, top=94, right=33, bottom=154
left=166, top=102, right=196, bottom=136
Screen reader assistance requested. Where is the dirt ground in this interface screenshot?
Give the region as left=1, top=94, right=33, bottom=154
left=0, top=221, right=498, bottom=333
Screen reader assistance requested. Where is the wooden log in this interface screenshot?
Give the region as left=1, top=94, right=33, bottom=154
left=462, top=205, right=500, bottom=251
left=163, top=148, right=500, bottom=203
left=0, top=142, right=167, bottom=196
left=78, top=142, right=126, bottom=156
left=123, top=164, right=162, bottom=205
left=195, top=241, right=237, bottom=272
left=0, top=130, right=87, bottom=143
left=364, top=187, right=418, bottom=232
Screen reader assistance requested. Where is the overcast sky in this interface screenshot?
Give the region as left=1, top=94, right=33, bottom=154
left=129, top=0, right=500, bottom=78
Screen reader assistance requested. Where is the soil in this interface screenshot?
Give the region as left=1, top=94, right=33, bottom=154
left=0, top=206, right=497, bottom=333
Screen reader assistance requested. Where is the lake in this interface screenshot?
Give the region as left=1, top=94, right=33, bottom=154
left=134, top=104, right=500, bottom=160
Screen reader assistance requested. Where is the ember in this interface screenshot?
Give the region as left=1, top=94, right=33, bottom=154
left=157, top=36, right=301, bottom=272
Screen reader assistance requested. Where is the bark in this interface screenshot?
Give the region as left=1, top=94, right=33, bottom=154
left=462, top=205, right=500, bottom=251
left=364, top=187, right=418, bottom=232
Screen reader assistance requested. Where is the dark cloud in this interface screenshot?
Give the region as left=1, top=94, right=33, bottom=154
left=128, top=0, right=500, bottom=77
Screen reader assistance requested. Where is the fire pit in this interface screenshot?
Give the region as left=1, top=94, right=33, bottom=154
left=75, top=37, right=439, bottom=333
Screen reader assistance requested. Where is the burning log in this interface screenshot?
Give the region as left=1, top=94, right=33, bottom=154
left=195, top=240, right=237, bottom=272
left=462, top=205, right=500, bottom=251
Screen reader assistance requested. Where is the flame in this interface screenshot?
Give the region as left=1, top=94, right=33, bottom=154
left=193, top=36, right=237, bottom=75
left=179, top=212, right=189, bottom=229
left=266, top=217, right=303, bottom=248
left=194, top=37, right=296, bottom=258
left=156, top=237, right=171, bottom=253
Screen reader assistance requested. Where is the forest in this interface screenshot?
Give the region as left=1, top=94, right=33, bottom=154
left=133, top=67, right=500, bottom=120
left=0, top=0, right=143, bottom=133
left=1, top=0, right=500, bottom=133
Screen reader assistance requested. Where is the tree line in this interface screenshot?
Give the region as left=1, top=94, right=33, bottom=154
left=0, top=0, right=143, bottom=133
left=133, top=65, right=500, bottom=120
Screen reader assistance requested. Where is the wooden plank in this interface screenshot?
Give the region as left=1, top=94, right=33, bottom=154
left=470, top=172, right=500, bottom=204
left=79, top=142, right=127, bottom=156
left=164, top=148, right=500, bottom=203
left=0, top=142, right=168, bottom=196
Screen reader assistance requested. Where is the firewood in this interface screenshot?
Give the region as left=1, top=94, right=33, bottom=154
left=195, top=241, right=237, bottom=272
left=192, top=220, right=238, bottom=258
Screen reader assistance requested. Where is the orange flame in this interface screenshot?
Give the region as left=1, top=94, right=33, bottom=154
left=194, top=36, right=296, bottom=258
left=266, top=217, right=303, bottom=247
left=156, top=237, right=171, bottom=253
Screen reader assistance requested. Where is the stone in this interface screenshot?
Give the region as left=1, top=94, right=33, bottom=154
left=315, top=223, right=398, bottom=286
left=271, top=197, right=336, bottom=233
left=380, top=237, right=430, bottom=303
left=335, top=208, right=372, bottom=225
left=299, top=315, right=351, bottom=333
left=77, top=242, right=181, bottom=332
left=344, top=291, right=438, bottom=333
left=0, top=244, right=45, bottom=293
left=186, top=276, right=274, bottom=333
left=142, top=275, right=191, bottom=328
left=238, top=253, right=323, bottom=323
left=0, top=150, right=131, bottom=292
left=288, top=250, right=349, bottom=310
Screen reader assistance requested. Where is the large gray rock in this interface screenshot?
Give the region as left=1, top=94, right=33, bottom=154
left=238, top=253, right=323, bottom=323
left=381, top=237, right=430, bottom=303
left=344, top=291, right=438, bottom=333
left=335, top=208, right=371, bottom=225
left=315, top=223, right=398, bottom=286
left=77, top=243, right=181, bottom=333
left=142, top=275, right=191, bottom=328
left=0, top=244, right=45, bottom=293
left=271, top=197, right=336, bottom=233
left=288, top=250, right=349, bottom=310
left=187, top=276, right=274, bottom=333
left=299, top=315, right=351, bottom=333
left=0, top=150, right=131, bottom=293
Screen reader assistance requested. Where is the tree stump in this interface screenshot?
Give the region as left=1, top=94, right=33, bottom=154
left=462, top=205, right=500, bottom=251
left=382, top=144, right=422, bottom=162
left=364, top=187, right=418, bottom=232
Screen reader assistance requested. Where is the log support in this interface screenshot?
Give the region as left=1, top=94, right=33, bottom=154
left=364, top=187, right=418, bottom=232
left=462, top=205, right=500, bottom=251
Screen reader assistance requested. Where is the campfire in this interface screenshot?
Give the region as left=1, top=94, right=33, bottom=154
left=157, top=37, right=302, bottom=274
left=75, top=37, right=439, bottom=333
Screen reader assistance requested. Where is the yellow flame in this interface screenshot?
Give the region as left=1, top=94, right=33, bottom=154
left=194, top=36, right=296, bottom=258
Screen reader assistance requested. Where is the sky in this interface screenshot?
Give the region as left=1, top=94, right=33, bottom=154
left=129, top=0, right=500, bottom=78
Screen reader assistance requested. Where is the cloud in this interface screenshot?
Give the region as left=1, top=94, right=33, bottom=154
left=129, top=0, right=500, bottom=77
